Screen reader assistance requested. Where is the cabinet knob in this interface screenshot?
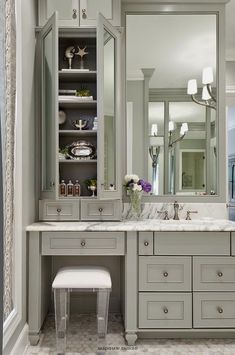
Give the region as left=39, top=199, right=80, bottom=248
left=98, top=207, right=103, bottom=213
left=56, top=208, right=61, bottom=214
left=72, top=9, right=77, bottom=19
left=163, top=272, right=168, bottom=278
left=163, top=307, right=168, bottom=314
left=217, top=307, right=223, bottom=314
left=82, top=9, right=87, bottom=19
left=144, top=241, right=149, bottom=246
left=217, top=271, right=223, bottom=277
left=81, top=240, right=86, bottom=247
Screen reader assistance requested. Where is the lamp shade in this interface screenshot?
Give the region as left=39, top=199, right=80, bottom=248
left=169, top=121, right=175, bottom=131
left=180, top=122, right=188, bottom=135
left=151, top=123, right=158, bottom=136
left=202, top=85, right=211, bottom=100
left=187, top=79, right=197, bottom=95
left=202, top=67, right=213, bottom=84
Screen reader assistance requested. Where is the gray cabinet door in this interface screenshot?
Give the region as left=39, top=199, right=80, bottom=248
left=39, top=0, right=79, bottom=27
left=97, top=14, right=122, bottom=200
left=139, top=256, right=191, bottom=291
left=139, top=293, right=192, bottom=329
left=39, top=12, right=58, bottom=200
left=138, top=232, right=154, bottom=255
left=80, top=0, right=121, bottom=27
left=193, top=257, right=235, bottom=291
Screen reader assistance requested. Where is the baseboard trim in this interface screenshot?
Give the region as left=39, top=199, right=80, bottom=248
left=10, top=323, right=29, bottom=355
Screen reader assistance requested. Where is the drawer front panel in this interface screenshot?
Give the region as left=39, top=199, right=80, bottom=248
left=81, top=200, right=121, bottom=221
left=41, top=232, right=125, bottom=255
left=139, top=293, right=192, bottom=328
left=231, top=232, right=235, bottom=255
left=194, top=292, right=235, bottom=328
left=194, top=257, right=235, bottom=291
left=154, top=232, right=230, bottom=255
left=139, top=256, right=191, bottom=291
left=139, top=232, right=153, bottom=255
left=39, top=200, right=79, bottom=221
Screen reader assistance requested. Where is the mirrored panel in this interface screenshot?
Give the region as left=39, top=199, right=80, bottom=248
left=126, top=14, right=217, bottom=196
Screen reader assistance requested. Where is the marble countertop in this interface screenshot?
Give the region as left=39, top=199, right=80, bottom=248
left=26, top=218, right=235, bottom=232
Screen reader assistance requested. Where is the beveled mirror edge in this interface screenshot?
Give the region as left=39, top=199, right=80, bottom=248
left=121, top=2, right=227, bottom=203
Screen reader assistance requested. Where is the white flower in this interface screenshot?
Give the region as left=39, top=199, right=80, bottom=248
left=124, top=174, right=139, bottom=183
left=132, top=183, right=142, bottom=192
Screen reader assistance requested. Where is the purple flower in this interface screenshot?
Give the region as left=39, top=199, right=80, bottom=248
left=139, top=179, right=152, bottom=193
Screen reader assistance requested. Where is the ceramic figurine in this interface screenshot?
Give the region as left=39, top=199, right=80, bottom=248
left=64, top=46, right=75, bottom=69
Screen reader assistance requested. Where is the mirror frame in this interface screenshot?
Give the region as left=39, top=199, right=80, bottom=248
left=122, top=1, right=227, bottom=203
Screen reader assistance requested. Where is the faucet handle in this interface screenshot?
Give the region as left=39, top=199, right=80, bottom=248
left=186, top=210, right=198, bottom=220
left=157, top=210, right=169, bottom=220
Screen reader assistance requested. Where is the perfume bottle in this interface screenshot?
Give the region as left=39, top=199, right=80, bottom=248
left=74, top=180, right=81, bottom=197
left=67, top=179, right=74, bottom=197
left=59, top=180, right=67, bottom=197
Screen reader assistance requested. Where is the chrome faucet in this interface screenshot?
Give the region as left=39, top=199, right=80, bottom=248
left=173, top=201, right=180, bottom=220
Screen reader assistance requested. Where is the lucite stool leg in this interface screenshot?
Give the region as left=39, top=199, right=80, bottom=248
left=54, top=288, right=69, bottom=353
left=97, top=289, right=110, bottom=338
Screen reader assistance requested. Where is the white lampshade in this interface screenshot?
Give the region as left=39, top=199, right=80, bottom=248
left=202, top=85, right=211, bottom=100
left=169, top=121, right=175, bottom=132
left=187, top=79, right=197, bottom=95
left=202, top=67, right=213, bottom=85
left=151, top=123, right=158, bottom=136
left=180, top=122, right=188, bottom=135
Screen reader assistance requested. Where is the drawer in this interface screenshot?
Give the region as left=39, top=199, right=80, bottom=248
left=139, top=256, right=191, bottom=291
left=81, top=199, right=121, bottom=221
left=139, top=293, right=192, bottom=328
left=41, top=232, right=125, bottom=255
left=231, top=232, right=235, bottom=255
left=194, top=257, right=235, bottom=291
left=154, top=232, right=230, bottom=255
left=138, top=232, right=153, bottom=255
left=39, top=200, right=79, bottom=221
left=193, top=292, right=235, bottom=328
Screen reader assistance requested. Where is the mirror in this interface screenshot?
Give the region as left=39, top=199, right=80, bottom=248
left=126, top=14, right=217, bottom=196
left=103, top=29, right=116, bottom=191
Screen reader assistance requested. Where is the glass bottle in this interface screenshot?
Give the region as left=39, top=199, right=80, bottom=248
left=74, top=180, right=81, bottom=197
left=59, top=180, right=67, bottom=197
left=67, top=179, right=74, bottom=197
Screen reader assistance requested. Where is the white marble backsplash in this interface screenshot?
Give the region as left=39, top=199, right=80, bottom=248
left=122, top=203, right=228, bottom=220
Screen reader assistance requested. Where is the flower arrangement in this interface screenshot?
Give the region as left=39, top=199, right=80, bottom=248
left=124, top=174, right=152, bottom=218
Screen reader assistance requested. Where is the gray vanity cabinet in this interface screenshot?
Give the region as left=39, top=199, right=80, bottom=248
left=38, top=0, right=121, bottom=27
left=37, top=12, right=122, bottom=220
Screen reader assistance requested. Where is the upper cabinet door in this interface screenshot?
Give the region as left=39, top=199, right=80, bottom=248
left=39, top=12, right=58, bottom=199
left=97, top=14, right=122, bottom=200
left=38, top=0, right=79, bottom=27
left=80, top=0, right=120, bottom=27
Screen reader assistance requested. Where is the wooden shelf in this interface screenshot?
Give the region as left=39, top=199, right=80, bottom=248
left=59, top=130, right=97, bottom=136
left=59, top=70, right=97, bottom=82
left=59, top=99, right=97, bottom=108
left=59, top=159, right=97, bottom=163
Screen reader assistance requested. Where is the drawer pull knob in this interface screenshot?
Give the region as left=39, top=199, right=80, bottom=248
left=217, top=307, right=223, bottom=314
left=217, top=271, right=223, bottom=277
left=163, top=307, right=168, bottom=314
left=163, top=272, right=168, bottom=277
left=144, top=241, right=149, bottom=246
left=98, top=208, right=103, bottom=213
left=57, top=208, right=62, bottom=214
left=81, top=241, right=86, bottom=247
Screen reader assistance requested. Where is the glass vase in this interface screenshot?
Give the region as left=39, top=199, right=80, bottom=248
left=129, top=190, right=143, bottom=219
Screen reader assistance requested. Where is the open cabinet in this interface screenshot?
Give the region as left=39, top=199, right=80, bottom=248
left=38, top=12, right=122, bottom=221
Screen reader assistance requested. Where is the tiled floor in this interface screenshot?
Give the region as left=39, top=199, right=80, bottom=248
left=26, top=314, right=235, bottom=355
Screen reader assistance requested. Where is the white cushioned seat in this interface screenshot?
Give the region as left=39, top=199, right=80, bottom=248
left=52, top=266, right=112, bottom=289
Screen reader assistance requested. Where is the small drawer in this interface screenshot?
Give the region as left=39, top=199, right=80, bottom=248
left=154, top=232, right=230, bottom=256
left=193, top=292, right=235, bottom=328
left=139, top=256, right=191, bottom=291
left=138, top=232, right=153, bottom=255
left=139, top=292, right=192, bottom=329
left=39, top=200, right=79, bottom=221
left=81, top=199, right=121, bottom=221
left=193, top=257, right=235, bottom=291
left=41, top=231, right=125, bottom=255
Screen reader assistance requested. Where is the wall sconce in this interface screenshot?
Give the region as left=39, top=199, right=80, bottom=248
left=168, top=121, right=188, bottom=148
left=187, top=67, right=216, bottom=110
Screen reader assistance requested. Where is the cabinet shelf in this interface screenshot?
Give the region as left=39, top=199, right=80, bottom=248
left=59, top=99, right=97, bottom=108
left=59, top=130, right=97, bottom=136
left=59, top=70, right=97, bottom=82
left=59, top=159, right=97, bottom=164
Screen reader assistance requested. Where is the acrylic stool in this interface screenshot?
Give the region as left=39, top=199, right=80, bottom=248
left=52, top=266, right=112, bottom=353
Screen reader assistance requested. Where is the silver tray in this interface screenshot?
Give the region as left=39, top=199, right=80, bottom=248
left=66, top=140, right=96, bottom=160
